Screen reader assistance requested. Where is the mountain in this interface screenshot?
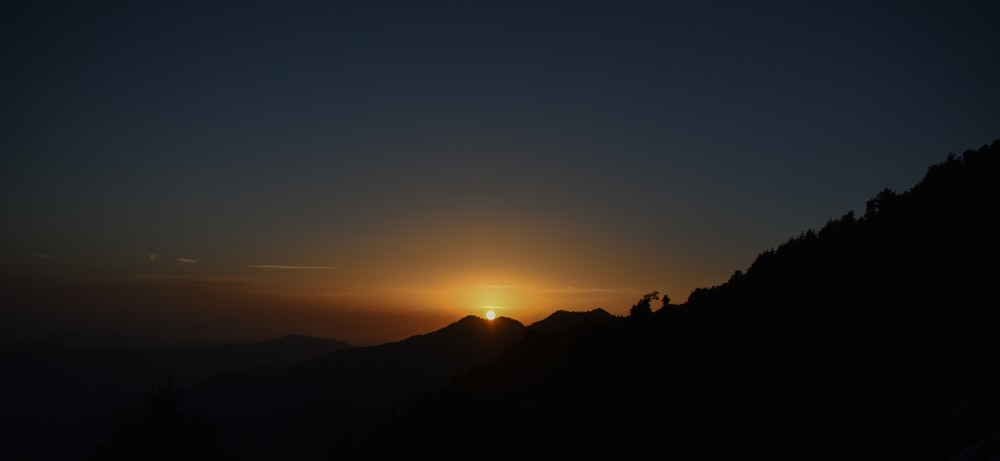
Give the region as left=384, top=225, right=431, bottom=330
left=181, top=315, right=529, bottom=461
left=353, top=140, right=1000, bottom=460
left=0, top=334, right=350, bottom=461
left=526, top=308, right=614, bottom=336
left=26, top=139, right=1000, bottom=460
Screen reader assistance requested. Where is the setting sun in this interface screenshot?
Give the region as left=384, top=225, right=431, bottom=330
left=485, top=310, right=496, bottom=320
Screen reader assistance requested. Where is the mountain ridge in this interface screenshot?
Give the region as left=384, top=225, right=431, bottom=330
left=28, top=139, right=1000, bottom=461
left=179, top=313, right=533, bottom=460
left=352, top=139, right=1000, bottom=460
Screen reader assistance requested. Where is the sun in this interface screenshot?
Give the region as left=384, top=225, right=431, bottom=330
left=485, top=310, right=497, bottom=320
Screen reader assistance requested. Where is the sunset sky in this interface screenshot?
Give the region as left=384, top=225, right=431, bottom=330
left=3, top=0, right=998, bottom=346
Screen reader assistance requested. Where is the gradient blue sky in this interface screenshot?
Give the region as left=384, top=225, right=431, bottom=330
left=3, top=0, right=998, bottom=346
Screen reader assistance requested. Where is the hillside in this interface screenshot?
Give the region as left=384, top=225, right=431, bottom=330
left=353, top=140, right=1000, bottom=460
left=178, top=316, right=529, bottom=461
left=0, top=334, right=350, bottom=461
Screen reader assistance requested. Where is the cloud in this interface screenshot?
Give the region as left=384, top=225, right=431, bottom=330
left=125, top=274, right=249, bottom=286
left=30, top=254, right=50, bottom=260
left=177, top=258, right=199, bottom=264
left=145, top=253, right=161, bottom=263
left=251, top=265, right=338, bottom=270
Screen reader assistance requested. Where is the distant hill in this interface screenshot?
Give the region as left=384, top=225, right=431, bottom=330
left=181, top=315, right=530, bottom=461
left=354, top=140, right=1000, bottom=460
left=0, top=334, right=350, bottom=461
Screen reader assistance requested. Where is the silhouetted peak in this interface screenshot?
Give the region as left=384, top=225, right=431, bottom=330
left=455, top=314, right=483, bottom=324
left=277, top=333, right=310, bottom=341
left=392, top=315, right=527, bottom=348
left=268, top=333, right=349, bottom=347
left=202, top=334, right=352, bottom=353
left=528, top=308, right=615, bottom=335
left=442, top=315, right=524, bottom=331
left=258, top=333, right=309, bottom=346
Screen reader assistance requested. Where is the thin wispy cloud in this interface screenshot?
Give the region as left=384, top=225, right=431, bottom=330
left=109, top=274, right=252, bottom=290
left=177, top=258, right=199, bottom=264
left=126, top=274, right=247, bottom=284
left=145, top=253, right=161, bottom=263
left=30, top=253, right=50, bottom=260
left=251, top=264, right=339, bottom=270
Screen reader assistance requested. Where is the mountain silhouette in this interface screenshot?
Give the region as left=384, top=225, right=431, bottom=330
left=15, top=139, right=1000, bottom=461
left=353, top=140, right=1000, bottom=460
left=181, top=315, right=529, bottom=460
left=525, top=308, right=614, bottom=336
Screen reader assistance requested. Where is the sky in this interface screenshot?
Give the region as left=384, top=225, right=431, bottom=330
left=2, top=0, right=998, bottom=346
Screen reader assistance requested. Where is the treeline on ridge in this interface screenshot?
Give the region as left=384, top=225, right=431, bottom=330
left=351, top=140, right=1000, bottom=461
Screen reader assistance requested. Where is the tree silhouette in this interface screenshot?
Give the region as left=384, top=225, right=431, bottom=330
left=89, top=378, right=231, bottom=461
left=629, top=291, right=659, bottom=318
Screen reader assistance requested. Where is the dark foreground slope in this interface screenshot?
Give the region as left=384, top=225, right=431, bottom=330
left=0, top=334, right=350, bottom=461
left=356, top=140, right=1000, bottom=461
